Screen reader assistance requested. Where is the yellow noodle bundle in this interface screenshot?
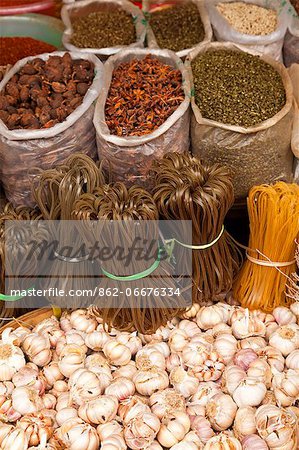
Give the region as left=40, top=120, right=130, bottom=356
left=233, top=182, right=299, bottom=312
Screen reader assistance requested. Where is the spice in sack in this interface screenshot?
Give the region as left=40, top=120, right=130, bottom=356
left=0, top=53, right=94, bottom=130
left=70, top=8, right=136, bottom=49
left=149, top=2, right=205, bottom=52
left=216, top=2, right=278, bottom=36
left=0, top=37, right=56, bottom=67
left=191, top=50, right=286, bottom=127
left=105, top=55, right=184, bottom=136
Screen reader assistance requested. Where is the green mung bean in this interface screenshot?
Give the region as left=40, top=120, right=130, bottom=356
left=149, top=2, right=205, bottom=52
left=71, top=9, right=136, bottom=49
left=191, top=50, right=286, bottom=127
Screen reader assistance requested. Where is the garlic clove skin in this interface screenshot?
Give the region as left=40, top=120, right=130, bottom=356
left=149, top=388, right=186, bottom=419
left=68, top=368, right=102, bottom=406
left=101, top=435, right=127, bottom=450
left=0, top=340, right=26, bottom=381
left=58, top=344, right=85, bottom=378
left=214, top=333, right=237, bottom=364
left=273, top=307, right=296, bottom=326
left=190, top=415, right=215, bottom=443
left=203, top=432, right=242, bottom=449
left=206, top=393, right=237, bottom=431
left=105, top=376, right=135, bottom=401
left=272, top=369, right=299, bottom=407
left=286, top=349, right=299, bottom=370
left=257, top=346, right=285, bottom=373
left=237, top=336, right=267, bottom=351
left=12, top=386, right=44, bottom=415
left=84, top=330, right=110, bottom=351
left=22, top=333, right=52, bottom=367
left=17, top=411, right=54, bottom=447
left=56, top=407, right=78, bottom=427
left=136, top=347, right=166, bottom=371
left=124, top=411, right=160, bottom=450
left=242, top=434, right=269, bottom=450
left=232, top=377, right=266, bottom=408
left=118, top=396, right=151, bottom=424
left=157, top=412, right=190, bottom=448
left=133, top=369, right=169, bottom=396
left=0, top=396, right=22, bottom=422
left=191, top=381, right=221, bottom=406
left=0, top=424, right=29, bottom=450
left=233, top=406, right=257, bottom=440
left=112, top=361, right=137, bottom=380
left=103, top=341, right=132, bottom=366
left=69, top=309, right=97, bottom=333
left=268, top=324, right=299, bottom=357
left=223, top=365, right=246, bottom=396
left=169, top=366, right=199, bottom=398
left=233, top=348, right=258, bottom=371
left=78, top=395, right=118, bottom=425
left=54, top=417, right=99, bottom=450
left=169, top=442, right=198, bottom=450
left=232, top=314, right=266, bottom=340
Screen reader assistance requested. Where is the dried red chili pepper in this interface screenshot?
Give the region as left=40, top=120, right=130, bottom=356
left=105, top=55, right=184, bottom=137
left=0, top=37, right=56, bottom=67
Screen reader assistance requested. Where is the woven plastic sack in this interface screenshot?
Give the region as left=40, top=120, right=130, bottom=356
left=283, top=2, right=299, bottom=67
left=144, top=0, right=212, bottom=59
left=94, top=48, right=191, bottom=191
left=62, top=0, right=146, bottom=60
left=0, top=51, right=103, bottom=207
left=187, top=42, right=294, bottom=200
left=207, top=0, right=288, bottom=61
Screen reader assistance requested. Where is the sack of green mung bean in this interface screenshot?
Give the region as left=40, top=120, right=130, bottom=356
left=0, top=51, right=103, bottom=207
left=207, top=0, right=289, bottom=61
left=93, top=48, right=191, bottom=191
left=144, top=0, right=212, bottom=58
left=187, top=42, right=294, bottom=200
left=61, top=0, right=146, bottom=60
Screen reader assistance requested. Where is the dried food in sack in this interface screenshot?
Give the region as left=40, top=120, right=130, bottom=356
left=61, top=0, right=146, bottom=59
left=283, top=2, right=299, bottom=67
left=94, top=48, right=191, bottom=190
left=233, top=182, right=299, bottom=312
left=0, top=51, right=103, bottom=207
left=187, top=42, right=294, bottom=200
left=74, top=182, right=184, bottom=334
left=207, top=0, right=289, bottom=61
left=152, top=152, right=242, bottom=305
left=0, top=37, right=56, bottom=67
left=145, top=0, right=212, bottom=58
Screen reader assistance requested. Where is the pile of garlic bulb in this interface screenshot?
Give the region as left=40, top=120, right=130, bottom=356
left=0, top=302, right=299, bottom=450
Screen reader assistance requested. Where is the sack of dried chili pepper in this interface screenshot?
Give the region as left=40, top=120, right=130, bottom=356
left=0, top=51, right=103, bottom=207
left=61, top=0, right=146, bottom=61
left=93, top=48, right=191, bottom=191
left=144, top=0, right=212, bottom=59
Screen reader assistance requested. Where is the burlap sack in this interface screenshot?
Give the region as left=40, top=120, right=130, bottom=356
left=207, top=0, right=289, bottom=61
left=187, top=42, right=294, bottom=200
left=283, top=3, right=299, bottom=67
left=93, top=48, right=191, bottom=191
left=62, top=0, right=146, bottom=60
left=144, top=0, right=212, bottom=58
left=0, top=51, right=103, bottom=207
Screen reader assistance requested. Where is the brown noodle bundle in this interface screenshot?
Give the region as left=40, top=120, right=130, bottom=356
left=233, top=182, right=299, bottom=312
left=32, top=153, right=105, bottom=308
left=286, top=243, right=299, bottom=303
left=152, top=152, right=241, bottom=304
left=73, top=182, right=184, bottom=333
left=0, top=202, right=44, bottom=325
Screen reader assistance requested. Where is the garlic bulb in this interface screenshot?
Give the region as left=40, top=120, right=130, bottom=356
left=232, top=313, right=266, bottom=340
left=42, top=393, right=56, bottom=409
left=68, top=368, right=102, bottom=406
left=105, top=376, right=135, bottom=401
left=18, top=412, right=54, bottom=446
left=43, top=362, right=64, bottom=387
left=190, top=350, right=225, bottom=382
left=242, top=434, right=269, bottom=450
left=85, top=331, right=110, bottom=351
left=56, top=407, right=78, bottom=426
left=96, top=420, right=123, bottom=440
left=113, top=361, right=137, bottom=380
left=60, top=311, right=72, bottom=332
left=269, top=324, right=299, bottom=356
left=165, top=353, right=184, bottom=372
left=58, top=344, right=85, bottom=378
left=70, top=309, right=97, bottom=333
left=124, top=411, right=160, bottom=449
left=149, top=389, right=186, bottom=419
left=180, top=304, right=200, bottom=319
left=12, top=386, right=44, bottom=415
left=290, top=302, right=299, bottom=320
left=0, top=396, right=21, bottom=422
left=233, top=348, right=257, bottom=371
left=190, top=415, right=215, bottom=443
left=262, top=390, right=277, bottom=406
left=206, top=393, right=237, bottom=431
left=224, top=365, right=246, bottom=396
left=238, top=337, right=267, bottom=351
left=84, top=354, right=112, bottom=390
left=178, top=319, right=201, bottom=338
left=22, top=333, right=51, bottom=367
left=273, top=307, right=296, bottom=326
left=12, top=363, right=47, bottom=395
left=169, top=443, right=198, bottom=450
left=0, top=335, right=26, bottom=381
left=233, top=407, right=256, bottom=439
left=247, top=359, right=272, bottom=388
left=34, top=317, right=64, bottom=348
left=136, top=347, right=166, bottom=371
left=272, top=369, right=299, bottom=407
left=181, top=431, right=204, bottom=448
left=211, top=323, right=232, bottom=338
left=103, top=341, right=131, bottom=366
left=147, top=342, right=170, bottom=358
left=0, top=424, right=29, bottom=450
left=78, top=395, right=118, bottom=424
left=157, top=412, right=190, bottom=448
left=214, top=334, right=237, bottom=364
left=257, top=346, right=285, bottom=372
left=182, top=342, right=210, bottom=368
left=256, top=404, right=297, bottom=450
left=233, top=377, right=266, bottom=408
left=117, top=332, right=142, bottom=355
left=118, top=396, right=151, bottom=424
left=169, top=329, right=189, bottom=353
left=203, top=432, right=242, bottom=450
left=54, top=417, right=99, bottom=450
left=134, top=369, right=169, bottom=396
left=55, top=392, right=72, bottom=411
left=169, top=366, right=199, bottom=397
left=101, top=435, right=127, bottom=450
left=191, top=381, right=221, bottom=406
left=196, top=304, right=229, bottom=330
left=56, top=330, right=87, bottom=357
left=286, top=349, right=299, bottom=370
left=186, top=402, right=206, bottom=417
left=0, top=380, right=14, bottom=396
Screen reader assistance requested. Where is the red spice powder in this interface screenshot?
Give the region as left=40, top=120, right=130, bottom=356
left=0, top=0, right=44, bottom=5
left=0, top=37, right=56, bottom=66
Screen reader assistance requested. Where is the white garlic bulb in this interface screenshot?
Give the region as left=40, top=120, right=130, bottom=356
left=118, top=396, right=151, bottom=425
left=84, top=331, right=110, bottom=351
left=224, top=365, right=246, bottom=396
left=0, top=331, right=26, bottom=381
left=136, top=347, right=166, bottom=371
left=191, top=381, right=221, bottom=406
left=269, top=324, right=299, bottom=356
left=203, top=432, right=242, bottom=450
left=189, top=350, right=225, bottom=382
left=0, top=424, right=29, bottom=450
left=233, top=348, right=257, bottom=371
left=68, top=368, right=102, bottom=406
left=124, top=411, right=160, bottom=449
left=113, top=361, right=137, bottom=380
left=134, top=369, right=169, bottom=396
left=157, top=412, right=190, bottom=448
left=103, top=341, right=131, bottom=366
left=233, top=377, right=266, bottom=408
left=214, top=333, right=237, bottom=364
left=190, top=415, right=215, bottom=443
left=247, top=359, right=272, bottom=389
left=54, top=417, right=99, bottom=450
left=117, top=332, right=142, bottom=355
left=70, top=309, right=97, bottom=333
left=180, top=304, right=200, bottom=319
left=196, top=304, right=229, bottom=330
left=286, top=349, right=299, bottom=370
left=232, top=313, right=266, bottom=340
left=43, top=362, right=64, bottom=387
left=241, top=434, right=269, bottom=450
left=105, top=376, right=135, bottom=401
left=169, top=366, right=199, bottom=397
left=206, top=393, right=237, bottom=431
left=178, top=319, right=201, bottom=338
left=22, top=333, right=51, bottom=367
left=149, top=388, right=185, bottom=419
left=56, top=407, right=78, bottom=426
left=12, top=386, right=44, bottom=415
left=78, top=395, right=118, bottom=424
left=58, top=344, right=85, bottom=378
left=273, top=307, right=296, bottom=326
left=233, top=406, right=257, bottom=439
left=18, top=412, right=54, bottom=447
left=272, top=369, right=299, bottom=407
left=168, top=329, right=189, bottom=353
left=257, top=346, right=285, bottom=372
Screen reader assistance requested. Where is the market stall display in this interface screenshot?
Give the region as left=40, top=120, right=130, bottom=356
left=0, top=0, right=54, bottom=16
left=188, top=42, right=294, bottom=200
left=283, top=0, right=299, bottom=66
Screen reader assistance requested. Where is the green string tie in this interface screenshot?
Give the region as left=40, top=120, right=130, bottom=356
left=165, top=225, right=225, bottom=252
left=0, top=287, right=34, bottom=302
